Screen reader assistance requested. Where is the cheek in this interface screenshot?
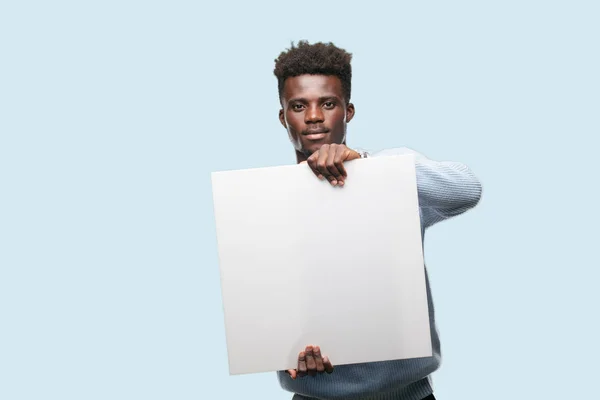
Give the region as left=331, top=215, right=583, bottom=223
left=332, top=111, right=347, bottom=129
left=286, top=114, right=303, bottom=134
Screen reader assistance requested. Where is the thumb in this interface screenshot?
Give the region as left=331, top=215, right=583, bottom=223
left=287, top=369, right=297, bottom=379
left=346, top=149, right=361, bottom=160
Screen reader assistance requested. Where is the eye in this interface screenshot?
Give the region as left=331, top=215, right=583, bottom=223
left=323, top=101, right=335, bottom=109
left=291, top=104, right=305, bottom=111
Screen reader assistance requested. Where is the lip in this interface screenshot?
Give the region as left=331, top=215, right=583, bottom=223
left=302, top=128, right=329, bottom=141
left=304, top=132, right=327, bottom=140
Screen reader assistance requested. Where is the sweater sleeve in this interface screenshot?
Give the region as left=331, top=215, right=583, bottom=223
left=370, top=147, right=482, bottom=228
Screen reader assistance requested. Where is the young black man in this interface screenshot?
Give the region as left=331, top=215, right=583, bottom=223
left=273, top=41, right=482, bottom=400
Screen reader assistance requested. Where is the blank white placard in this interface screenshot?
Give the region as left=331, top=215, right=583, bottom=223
left=211, top=154, right=431, bottom=375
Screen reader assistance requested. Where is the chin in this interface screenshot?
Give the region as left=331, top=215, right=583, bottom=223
left=304, top=143, right=327, bottom=155
left=305, top=138, right=334, bottom=149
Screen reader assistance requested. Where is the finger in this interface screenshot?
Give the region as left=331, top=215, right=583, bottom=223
left=316, top=145, right=336, bottom=185
left=323, top=355, right=334, bottom=374
left=297, top=351, right=307, bottom=377
left=305, top=345, right=317, bottom=377
left=286, top=369, right=297, bottom=379
left=335, top=145, right=349, bottom=181
left=326, top=146, right=344, bottom=186
left=306, top=153, right=323, bottom=180
left=313, top=346, right=325, bottom=373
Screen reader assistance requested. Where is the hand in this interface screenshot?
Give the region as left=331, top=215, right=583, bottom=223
left=303, top=144, right=361, bottom=187
left=286, top=345, right=334, bottom=379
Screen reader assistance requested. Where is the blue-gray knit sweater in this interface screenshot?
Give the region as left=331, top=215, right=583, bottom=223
left=277, top=147, right=482, bottom=400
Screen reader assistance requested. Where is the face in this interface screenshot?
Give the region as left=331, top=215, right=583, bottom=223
left=279, top=74, right=355, bottom=160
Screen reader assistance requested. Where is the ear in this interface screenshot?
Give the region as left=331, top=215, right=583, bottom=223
left=279, top=108, right=287, bottom=129
left=346, top=102, right=355, bottom=123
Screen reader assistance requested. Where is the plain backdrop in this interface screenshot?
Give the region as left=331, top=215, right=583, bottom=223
left=1, top=1, right=598, bottom=399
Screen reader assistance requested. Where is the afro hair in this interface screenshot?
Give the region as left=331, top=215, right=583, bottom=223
left=274, top=40, right=353, bottom=104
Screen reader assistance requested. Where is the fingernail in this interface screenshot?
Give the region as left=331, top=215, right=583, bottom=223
left=338, top=181, right=344, bottom=186
left=331, top=180, right=337, bottom=186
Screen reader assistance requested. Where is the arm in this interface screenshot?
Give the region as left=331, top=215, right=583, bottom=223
left=371, top=147, right=482, bottom=228
left=301, top=144, right=482, bottom=228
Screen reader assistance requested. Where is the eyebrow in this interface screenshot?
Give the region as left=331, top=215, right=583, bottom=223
left=288, top=95, right=340, bottom=103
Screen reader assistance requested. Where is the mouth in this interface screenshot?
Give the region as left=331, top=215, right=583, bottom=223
left=302, top=129, right=329, bottom=141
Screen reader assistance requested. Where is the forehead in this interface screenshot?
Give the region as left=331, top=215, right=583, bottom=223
left=282, top=74, right=343, bottom=101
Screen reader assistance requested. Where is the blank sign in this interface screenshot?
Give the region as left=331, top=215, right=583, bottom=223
left=211, top=154, right=431, bottom=375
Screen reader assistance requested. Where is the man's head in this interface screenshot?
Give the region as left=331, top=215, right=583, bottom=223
left=274, top=41, right=355, bottom=162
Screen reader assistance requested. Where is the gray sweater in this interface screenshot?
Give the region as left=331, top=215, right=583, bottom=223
left=277, top=147, right=483, bottom=400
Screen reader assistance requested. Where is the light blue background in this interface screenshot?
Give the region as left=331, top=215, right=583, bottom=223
left=1, top=1, right=598, bottom=399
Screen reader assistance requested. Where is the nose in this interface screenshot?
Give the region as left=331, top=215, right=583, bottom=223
left=305, top=104, right=324, bottom=124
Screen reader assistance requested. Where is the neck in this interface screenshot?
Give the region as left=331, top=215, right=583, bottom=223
left=295, top=150, right=308, bottom=164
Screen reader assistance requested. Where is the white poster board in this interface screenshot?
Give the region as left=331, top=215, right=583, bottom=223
left=211, top=154, right=431, bottom=375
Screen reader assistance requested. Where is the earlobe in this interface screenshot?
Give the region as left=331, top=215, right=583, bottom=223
left=346, top=103, right=355, bottom=123
left=279, top=109, right=287, bottom=129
